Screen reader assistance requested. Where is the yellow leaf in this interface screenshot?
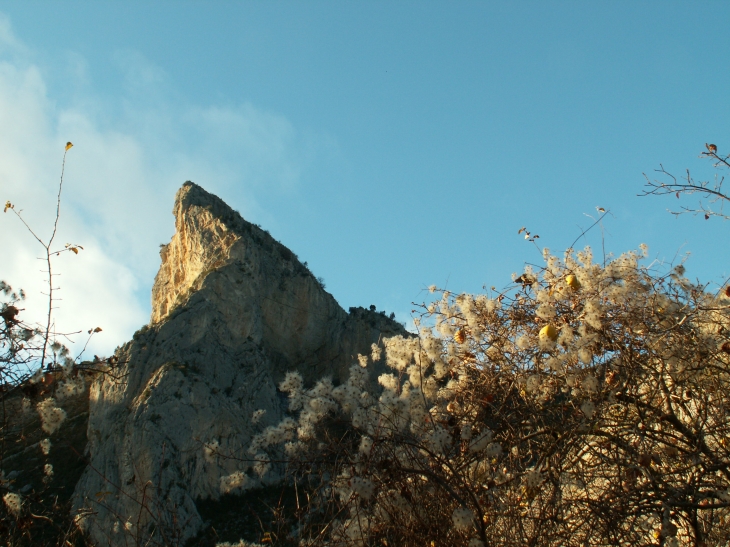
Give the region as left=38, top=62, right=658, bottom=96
left=565, top=274, right=581, bottom=291
left=70, top=247, right=78, bottom=254
left=65, top=142, right=73, bottom=151
left=539, top=324, right=559, bottom=342
left=3, top=201, right=12, bottom=213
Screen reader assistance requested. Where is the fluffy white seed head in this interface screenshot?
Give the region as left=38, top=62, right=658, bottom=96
left=3, top=492, right=21, bottom=516
left=452, top=506, right=474, bottom=531
left=485, top=442, right=502, bottom=458
left=37, top=398, right=67, bottom=434
left=39, top=438, right=51, bottom=455
left=350, top=476, right=375, bottom=500
left=524, top=468, right=541, bottom=489
left=371, top=343, right=382, bottom=362
left=359, top=436, right=374, bottom=456
left=204, top=440, right=220, bottom=463
left=251, top=409, right=266, bottom=424
left=279, top=371, right=303, bottom=393
left=220, top=471, right=250, bottom=494
left=469, top=430, right=494, bottom=453
left=581, top=400, right=596, bottom=419
left=582, top=375, right=599, bottom=393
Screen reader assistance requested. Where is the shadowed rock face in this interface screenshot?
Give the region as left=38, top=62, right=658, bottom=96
left=72, top=182, right=406, bottom=546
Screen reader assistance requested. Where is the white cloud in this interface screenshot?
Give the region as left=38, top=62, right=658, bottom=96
left=0, top=13, right=322, bottom=364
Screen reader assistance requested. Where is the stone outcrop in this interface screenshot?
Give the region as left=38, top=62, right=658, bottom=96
left=72, top=182, right=406, bottom=546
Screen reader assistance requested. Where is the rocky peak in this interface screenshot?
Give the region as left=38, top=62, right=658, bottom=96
left=72, top=182, right=407, bottom=546
left=151, top=182, right=306, bottom=324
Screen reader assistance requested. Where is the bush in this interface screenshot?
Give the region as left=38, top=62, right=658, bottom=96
left=246, top=248, right=730, bottom=546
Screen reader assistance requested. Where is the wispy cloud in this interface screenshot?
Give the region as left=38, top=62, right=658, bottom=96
left=0, top=13, right=324, bottom=361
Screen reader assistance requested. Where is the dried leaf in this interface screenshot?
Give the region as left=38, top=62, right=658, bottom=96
left=94, top=327, right=102, bottom=333
left=65, top=142, right=73, bottom=151
left=70, top=247, right=78, bottom=254
left=3, top=201, right=12, bottom=213
left=1, top=305, right=19, bottom=324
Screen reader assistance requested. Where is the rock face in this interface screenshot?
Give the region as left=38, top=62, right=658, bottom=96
left=72, top=182, right=406, bottom=546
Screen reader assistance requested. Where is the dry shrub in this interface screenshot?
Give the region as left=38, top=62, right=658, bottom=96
left=249, top=245, right=730, bottom=547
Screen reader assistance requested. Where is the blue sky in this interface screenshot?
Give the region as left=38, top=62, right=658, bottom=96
left=1, top=1, right=729, bottom=358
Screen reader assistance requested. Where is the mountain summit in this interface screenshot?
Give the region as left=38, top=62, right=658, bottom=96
left=72, top=182, right=406, bottom=545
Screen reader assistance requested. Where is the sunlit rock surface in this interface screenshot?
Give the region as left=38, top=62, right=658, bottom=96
left=72, top=182, right=406, bottom=546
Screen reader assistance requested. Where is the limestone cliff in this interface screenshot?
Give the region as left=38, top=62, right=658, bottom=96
left=72, top=182, right=406, bottom=546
